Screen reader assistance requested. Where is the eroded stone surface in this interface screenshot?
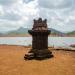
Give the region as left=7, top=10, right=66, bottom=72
left=24, top=18, right=53, bottom=60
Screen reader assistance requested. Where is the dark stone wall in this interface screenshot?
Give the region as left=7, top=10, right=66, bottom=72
left=32, top=34, right=48, bottom=50
left=28, top=18, right=50, bottom=50
left=24, top=18, right=53, bottom=60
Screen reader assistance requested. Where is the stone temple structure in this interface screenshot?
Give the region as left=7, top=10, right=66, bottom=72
left=24, top=18, right=53, bottom=60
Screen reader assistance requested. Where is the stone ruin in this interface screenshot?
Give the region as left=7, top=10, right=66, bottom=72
left=24, top=18, right=53, bottom=60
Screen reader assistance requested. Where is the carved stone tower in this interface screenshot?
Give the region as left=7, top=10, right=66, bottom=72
left=24, top=18, right=53, bottom=60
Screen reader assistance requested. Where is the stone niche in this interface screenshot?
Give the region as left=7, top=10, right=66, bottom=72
left=24, top=18, right=53, bottom=60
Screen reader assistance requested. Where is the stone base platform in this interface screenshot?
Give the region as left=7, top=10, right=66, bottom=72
left=24, top=49, right=53, bottom=60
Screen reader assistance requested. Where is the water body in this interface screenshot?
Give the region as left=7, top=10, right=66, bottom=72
left=0, top=37, right=75, bottom=47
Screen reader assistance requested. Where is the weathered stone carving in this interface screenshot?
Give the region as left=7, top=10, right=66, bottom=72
left=24, top=18, right=53, bottom=60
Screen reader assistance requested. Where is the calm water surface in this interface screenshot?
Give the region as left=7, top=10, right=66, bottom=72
left=0, top=37, right=75, bottom=47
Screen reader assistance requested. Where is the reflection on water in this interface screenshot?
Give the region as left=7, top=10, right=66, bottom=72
left=0, top=37, right=75, bottom=47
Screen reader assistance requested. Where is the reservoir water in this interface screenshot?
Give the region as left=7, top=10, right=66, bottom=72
left=0, top=37, right=75, bottom=48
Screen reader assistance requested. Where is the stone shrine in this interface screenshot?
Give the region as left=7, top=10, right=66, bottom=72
left=24, top=18, right=53, bottom=60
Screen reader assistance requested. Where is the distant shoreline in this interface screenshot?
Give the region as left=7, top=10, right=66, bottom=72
left=0, top=34, right=75, bottom=37
left=0, top=44, right=75, bottom=52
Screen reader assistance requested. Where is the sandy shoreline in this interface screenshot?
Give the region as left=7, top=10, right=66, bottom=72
left=0, top=45, right=75, bottom=75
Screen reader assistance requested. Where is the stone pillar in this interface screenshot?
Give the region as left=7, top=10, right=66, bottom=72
left=24, top=18, right=53, bottom=60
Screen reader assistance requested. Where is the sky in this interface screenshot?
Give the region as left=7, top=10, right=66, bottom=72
left=0, top=0, right=75, bottom=33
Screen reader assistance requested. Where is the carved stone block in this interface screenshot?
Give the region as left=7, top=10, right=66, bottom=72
left=24, top=18, right=53, bottom=60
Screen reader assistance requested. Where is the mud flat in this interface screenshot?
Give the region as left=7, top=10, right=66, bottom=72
left=0, top=45, right=75, bottom=75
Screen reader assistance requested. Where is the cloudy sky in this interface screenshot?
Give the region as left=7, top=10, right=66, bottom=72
left=0, top=0, right=75, bottom=33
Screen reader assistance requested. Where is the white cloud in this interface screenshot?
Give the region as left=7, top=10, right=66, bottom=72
left=0, top=5, right=4, bottom=15
left=0, top=0, right=19, bottom=5
left=38, top=0, right=75, bottom=32
left=0, top=0, right=75, bottom=32
left=38, top=0, right=73, bottom=9
left=23, top=0, right=34, bottom=3
left=0, top=0, right=39, bottom=32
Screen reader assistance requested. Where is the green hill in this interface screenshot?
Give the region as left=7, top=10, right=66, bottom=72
left=6, top=27, right=29, bottom=35
left=49, top=28, right=65, bottom=36
left=67, top=31, right=75, bottom=35
left=0, top=33, right=3, bottom=36
left=67, top=31, right=75, bottom=36
left=0, top=27, right=65, bottom=37
left=1, top=27, right=75, bottom=37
